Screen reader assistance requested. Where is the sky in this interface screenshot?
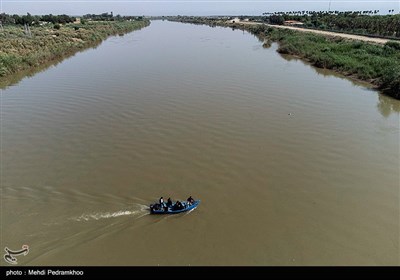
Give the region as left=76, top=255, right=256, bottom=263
left=1, top=0, right=399, bottom=16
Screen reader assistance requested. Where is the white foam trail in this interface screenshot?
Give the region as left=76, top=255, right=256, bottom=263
left=72, top=206, right=148, bottom=222
left=182, top=208, right=196, bottom=216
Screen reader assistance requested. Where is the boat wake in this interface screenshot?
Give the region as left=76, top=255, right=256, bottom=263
left=71, top=204, right=149, bottom=222
left=183, top=208, right=196, bottom=216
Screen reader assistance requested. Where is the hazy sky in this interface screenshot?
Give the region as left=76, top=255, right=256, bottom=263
left=1, top=0, right=399, bottom=16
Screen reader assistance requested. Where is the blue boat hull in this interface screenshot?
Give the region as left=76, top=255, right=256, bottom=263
left=150, top=200, right=200, bottom=214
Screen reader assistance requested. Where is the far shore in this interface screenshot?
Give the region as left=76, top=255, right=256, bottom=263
left=168, top=17, right=400, bottom=99
left=235, top=20, right=390, bottom=45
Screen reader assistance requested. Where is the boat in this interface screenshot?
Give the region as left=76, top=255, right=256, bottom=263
left=150, top=200, right=200, bottom=214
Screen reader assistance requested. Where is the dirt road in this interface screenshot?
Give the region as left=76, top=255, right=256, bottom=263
left=236, top=20, right=390, bottom=45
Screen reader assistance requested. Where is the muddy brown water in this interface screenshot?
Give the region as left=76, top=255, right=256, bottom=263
left=1, top=21, right=399, bottom=265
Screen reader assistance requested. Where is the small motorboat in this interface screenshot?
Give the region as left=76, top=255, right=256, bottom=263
left=150, top=199, right=200, bottom=214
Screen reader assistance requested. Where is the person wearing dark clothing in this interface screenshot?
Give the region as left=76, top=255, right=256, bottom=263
left=167, top=197, right=173, bottom=207
left=187, top=196, right=194, bottom=204
left=175, top=200, right=183, bottom=210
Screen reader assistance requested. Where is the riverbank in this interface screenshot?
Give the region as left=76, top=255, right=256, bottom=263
left=0, top=20, right=149, bottom=85
left=240, top=21, right=390, bottom=45
left=169, top=17, right=400, bottom=99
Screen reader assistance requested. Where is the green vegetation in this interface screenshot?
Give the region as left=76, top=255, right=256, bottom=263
left=82, top=12, right=143, bottom=22
left=262, top=11, right=400, bottom=39
left=248, top=24, right=400, bottom=98
left=0, top=12, right=143, bottom=26
left=169, top=16, right=400, bottom=99
left=0, top=19, right=149, bottom=82
left=169, top=11, right=400, bottom=39
left=0, top=13, right=76, bottom=25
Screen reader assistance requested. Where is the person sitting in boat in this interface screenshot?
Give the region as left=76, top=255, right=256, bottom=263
left=187, top=196, right=195, bottom=205
left=159, top=197, right=165, bottom=207
left=151, top=204, right=158, bottom=210
left=175, top=200, right=183, bottom=210
left=166, top=197, right=173, bottom=207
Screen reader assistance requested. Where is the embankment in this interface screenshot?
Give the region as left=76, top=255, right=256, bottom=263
left=0, top=20, right=150, bottom=87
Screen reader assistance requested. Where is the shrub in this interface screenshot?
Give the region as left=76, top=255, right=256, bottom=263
left=380, top=65, right=400, bottom=97
left=385, top=41, right=400, bottom=50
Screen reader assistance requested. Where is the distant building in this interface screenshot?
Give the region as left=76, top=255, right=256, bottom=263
left=228, top=17, right=241, bottom=23
left=283, top=20, right=304, bottom=26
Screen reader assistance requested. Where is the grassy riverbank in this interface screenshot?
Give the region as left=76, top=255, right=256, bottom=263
left=252, top=25, right=400, bottom=99
left=170, top=17, right=400, bottom=99
left=0, top=20, right=149, bottom=81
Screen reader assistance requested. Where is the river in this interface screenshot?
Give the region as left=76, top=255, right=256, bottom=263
left=1, top=20, right=399, bottom=265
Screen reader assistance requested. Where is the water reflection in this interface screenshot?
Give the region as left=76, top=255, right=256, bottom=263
left=377, top=93, right=400, bottom=117
left=0, top=55, right=69, bottom=90
left=280, top=52, right=376, bottom=87
left=1, top=40, right=109, bottom=90
left=279, top=52, right=400, bottom=117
